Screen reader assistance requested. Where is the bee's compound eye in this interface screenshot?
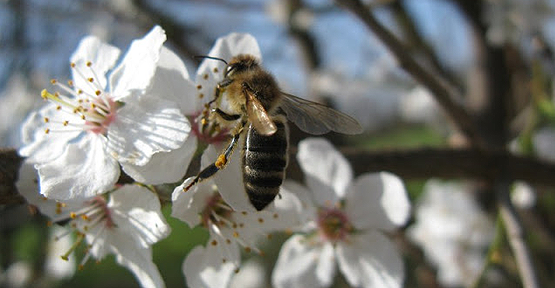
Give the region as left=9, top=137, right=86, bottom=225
left=225, top=65, right=235, bottom=77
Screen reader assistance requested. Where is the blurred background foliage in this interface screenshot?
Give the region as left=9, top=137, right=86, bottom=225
left=2, top=0, right=555, bottom=287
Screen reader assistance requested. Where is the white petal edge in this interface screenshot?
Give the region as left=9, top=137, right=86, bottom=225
left=121, top=134, right=197, bottom=184
left=149, top=46, right=200, bottom=115
left=183, top=244, right=237, bottom=288
left=171, top=177, right=216, bottom=228
left=19, top=106, right=82, bottom=163
left=297, top=138, right=353, bottom=205
left=345, top=172, right=410, bottom=231
left=107, top=93, right=190, bottom=166
left=70, top=35, right=121, bottom=96
left=109, top=184, right=171, bottom=247
left=272, top=235, right=331, bottom=288
left=336, top=231, right=404, bottom=288
left=109, top=26, right=166, bottom=99
left=36, top=133, right=120, bottom=200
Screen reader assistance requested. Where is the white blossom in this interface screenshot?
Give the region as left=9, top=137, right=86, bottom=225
left=272, top=138, right=410, bottom=288
left=17, top=161, right=170, bottom=288
left=19, top=25, right=190, bottom=199
left=172, top=175, right=301, bottom=288
left=408, top=180, right=495, bottom=287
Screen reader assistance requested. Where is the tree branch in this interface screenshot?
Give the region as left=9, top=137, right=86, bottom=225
left=5, top=147, right=555, bottom=205
left=497, top=181, right=540, bottom=288
left=334, top=0, right=483, bottom=147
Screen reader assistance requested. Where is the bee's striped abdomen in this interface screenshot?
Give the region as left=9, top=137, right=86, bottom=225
left=243, top=119, right=288, bottom=211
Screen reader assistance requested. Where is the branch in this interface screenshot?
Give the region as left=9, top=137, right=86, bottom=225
left=0, top=148, right=24, bottom=205
left=496, top=181, right=540, bottom=288
left=334, top=0, right=483, bottom=147
left=5, top=147, right=555, bottom=204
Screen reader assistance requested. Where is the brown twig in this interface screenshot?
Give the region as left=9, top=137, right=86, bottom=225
left=334, top=0, right=483, bottom=147
left=497, top=180, right=540, bottom=288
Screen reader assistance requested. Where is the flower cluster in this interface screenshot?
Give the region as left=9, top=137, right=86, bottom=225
left=17, top=26, right=410, bottom=288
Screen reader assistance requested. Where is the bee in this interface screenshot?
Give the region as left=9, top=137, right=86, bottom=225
left=185, top=54, right=362, bottom=211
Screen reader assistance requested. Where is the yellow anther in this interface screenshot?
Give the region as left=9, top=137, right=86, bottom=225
left=50, top=79, right=57, bottom=84
left=44, top=117, right=49, bottom=123
left=81, top=214, right=89, bottom=221
left=233, top=231, right=239, bottom=238
left=196, top=84, right=202, bottom=90
left=201, top=118, right=207, bottom=125
left=68, top=80, right=74, bottom=87
left=199, top=93, right=204, bottom=99
left=77, top=89, right=83, bottom=94
left=86, top=61, right=92, bottom=67
left=63, top=121, right=69, bottom=126
left=95, top=90, right=101, bottom=96
left=81, top=115, right=86, bottom=120
left=203, top=74, right=209, bottom=80
left=211, top=240, right=218, bottom=246
left=87, top=77, right=94, bottom=83
left=70, top=62, right=76, bottom=68
left=258, top=218, right=264, bottom=223
left=56, top=105, right=61, bottom=110
left=70, top=212, right=77, bottom=219
left=226, top=239, right=231, bottom=244
left=215, top=154, right=227, bottom=168
left=213, top=67, right=219, bottom=73
left=61, top=255, right=69, bottom=261
left=45, top=128, right=50, bottom=134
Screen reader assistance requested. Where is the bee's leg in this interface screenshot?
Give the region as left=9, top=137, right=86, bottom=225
left=212, top=108, right=241, bottom=121
left=183, top=121, right=245, bottom=192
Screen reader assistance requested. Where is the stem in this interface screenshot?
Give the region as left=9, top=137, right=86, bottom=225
left=496, top=181, right=540, bottom=288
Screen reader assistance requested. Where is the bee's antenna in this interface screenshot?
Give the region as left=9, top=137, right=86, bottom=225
left=194, top=55, right=228, bottom=65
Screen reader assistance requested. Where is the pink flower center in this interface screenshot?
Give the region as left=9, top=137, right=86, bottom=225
left=189, top=112, right=230, bottom=145
left=201, top=192, right=233, bottom=228
left=40, top=61, right=120, bottom=136
left=317, top=207, right=352, bottom=242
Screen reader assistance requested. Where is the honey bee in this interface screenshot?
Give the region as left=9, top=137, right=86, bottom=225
left=185, top=54, right=362, bottom=210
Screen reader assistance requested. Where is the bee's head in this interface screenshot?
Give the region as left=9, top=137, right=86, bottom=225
left=225, top=54, right=260, bottom=78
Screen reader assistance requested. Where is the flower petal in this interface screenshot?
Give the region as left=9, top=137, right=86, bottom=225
left=114, top=248, right=166, bottom=288
left=121, top=134, right=197, bottom=184
left=109, top=184, right=171, bottom=247
left=107, top=93, right=190, bottom=166
left=345, top=172, right=410, bottom=231
left=196, top=33, right=262, bottom=108
left=336, top=231, right=404, bottom=288
left=19, top=106, right=82, bottom=163
left=276, top=180, right=317, bottom=231
left=272, top=235, right=333, bottom=288
left=70, top=35, right=121, bottom=96
left=36, top=133, right=119, bottom=200
left=171, top=177, right=214, bottom=228
left=183, top=244, right=237, bottom=288
left=109, top=26, right=166, bottom=99
left=203, top=143, right=256, bottom=212
left=149, top=46, right=200, bottom=115
left=297, top=138, right=353, bottom=205
left=316, top=242, right=337, bottom=287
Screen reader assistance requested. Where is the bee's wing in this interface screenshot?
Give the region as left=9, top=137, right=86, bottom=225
left=245, top=90, right=277, bottom=136
left=279, top=93, right=363, bottom=135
